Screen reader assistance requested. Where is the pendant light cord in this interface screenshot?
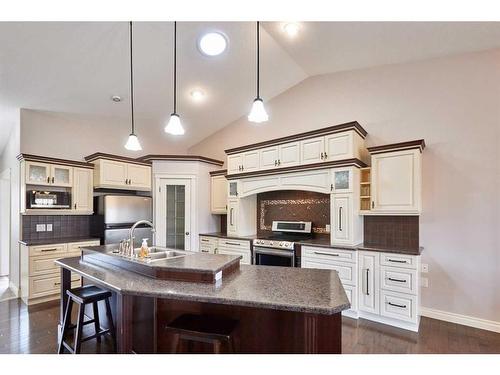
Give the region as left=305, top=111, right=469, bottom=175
left=256, top=21, right=260, bottom=99
left=129, top=21, right=135, bottom=135
left=173, top=21, right=177, bottom=114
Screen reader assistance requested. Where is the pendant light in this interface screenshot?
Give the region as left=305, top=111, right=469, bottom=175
left=165, top=21, right=185, bottom=135
left=248, top=21, right=269, bottom=124
left=124, top=21, right=142, bottom=151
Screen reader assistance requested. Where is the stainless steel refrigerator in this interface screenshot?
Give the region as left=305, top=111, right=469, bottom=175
left=92, top=195, right=153, bottom=247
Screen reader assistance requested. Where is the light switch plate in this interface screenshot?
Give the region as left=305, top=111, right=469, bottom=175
left=421, top=277, right=429, bottom=288
left=36, top=224, right=46, bottom=232
left=46, top=224, right=53, bottom=232
left=421, top=263, right=429, bottom=273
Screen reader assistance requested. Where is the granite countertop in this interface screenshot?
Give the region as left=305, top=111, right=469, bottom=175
left=199, top=232, right=255, bottom=241
left=357, top=244, right=424, bottom=256
left=83, top=244, right=241, bottom=274
left=56, top=256, right=350, bottom=315
left=19, top=237, right=101, bottom=246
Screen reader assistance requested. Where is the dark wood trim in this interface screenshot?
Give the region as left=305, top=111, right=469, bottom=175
left=139, top=154, right=224, bottom=166
left=84, top=152, right=151, bottom=166
left=209, top=169, right=227, bottom=177
left=367, top=139, right=426, bottom=154
left=17, top=153, right=95, bottom=169
left=226, top=158, right=367, bottom=180
left=225, top=121, right=367, bottom=155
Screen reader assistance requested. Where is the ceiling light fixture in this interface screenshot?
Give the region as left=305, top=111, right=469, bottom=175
left=165, top=21, right=185, bottom=136
left=124, top=21, right=142, bottom=151
left=248, top=21, right=268, bottom=124
left=190, top=89, right=205, bottom=102
left=283, top=22, right=300, bottom=37
left=198, top=32, right=227, bottom=56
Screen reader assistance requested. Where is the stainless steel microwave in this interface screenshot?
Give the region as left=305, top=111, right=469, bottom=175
left=27, top=190, right=71, bottom=209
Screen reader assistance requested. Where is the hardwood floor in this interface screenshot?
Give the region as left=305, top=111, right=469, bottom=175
left=0, top=276, right=16, bottom=302
left=1, top=298, right=499, bottom=354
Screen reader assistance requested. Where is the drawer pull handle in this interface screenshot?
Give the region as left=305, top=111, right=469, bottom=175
left=54, top=282, right=61, bottom=286
left=225, top=242, right=241, bottom=246
left=201, top=239, right=209, bottom=242
left=41, top=248, right=58, bottom=252
left=388, top=259, right=408, bottom=264
left=314, top=251, right=339, bottom=257
left=388, top=277, right=407, bottom=283
left=388, top=302, right=407, bottom=309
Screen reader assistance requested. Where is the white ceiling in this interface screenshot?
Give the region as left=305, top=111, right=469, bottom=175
left=1, top=21, right=500, bottom=153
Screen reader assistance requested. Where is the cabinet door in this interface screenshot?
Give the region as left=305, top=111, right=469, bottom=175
left=227, top=154, right=243, bottom=174
left=72, top=168, right=93, bottom=212
left=332, top=194, right=351, bottom=243
left=371, top=149, right=420, bottom=213
left=227, top=200, right=238, bottom=235
left=331, top=168, right=353, bottom=193
left=211, top=175, right=228, bottom=214
left=242, top=150, right=260, bottom=172
left=300, top=137, right=325, bottom=165
left=358, top=251, right=379, bottom=314
left=279, top=141, right=300, bottom=167
left=50, top=165, right=73, bottom=187
left=25, top=161, right=51, bottom=185
left=100, top=160, right=128, bottom=187
left=325, top=132, right=352, bottom=161
left=127, top=164, right=151, bottom=190
left=260, top=146, right=279, bottom=170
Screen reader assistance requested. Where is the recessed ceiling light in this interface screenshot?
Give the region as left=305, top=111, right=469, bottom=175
left=190, top=89, right=205, bottom=102
left=111, top=95, right=122, bottom=102
left=198, top=32, right=227, bottom=56
left=282, top=23, right=300, bottom=38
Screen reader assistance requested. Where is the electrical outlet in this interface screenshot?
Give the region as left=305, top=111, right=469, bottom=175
left=421, top=277, right=429, bottom=288
left=36, top=224, right=46, bottom=232
left=421, top=263, right=429, bottom=273
left=325, top=224, right=331, bottom=233
left=46, top=224, right=53, bottom=232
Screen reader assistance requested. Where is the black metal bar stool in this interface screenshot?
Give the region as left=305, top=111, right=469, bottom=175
left=58, top=285, right=116, bottom=354
left=166, top=314, right=238, bottom=354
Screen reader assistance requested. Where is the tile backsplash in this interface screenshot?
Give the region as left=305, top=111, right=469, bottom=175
left=22, top=215, right=91, bottom=241
left=256, top=190, right=330, bottom=237
left=364, top=216, right=419, bottom=250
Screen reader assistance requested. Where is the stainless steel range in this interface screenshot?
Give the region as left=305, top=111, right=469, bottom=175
left=253, top=221, right=312, bottom=267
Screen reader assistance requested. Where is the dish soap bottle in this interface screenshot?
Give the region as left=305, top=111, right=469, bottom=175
left=139, top=238, right=149, bottom=258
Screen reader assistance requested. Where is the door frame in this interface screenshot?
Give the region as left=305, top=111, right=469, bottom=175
left=0, top=168, right=11, bottom=278
left=154, top=174, right=197, bottom=251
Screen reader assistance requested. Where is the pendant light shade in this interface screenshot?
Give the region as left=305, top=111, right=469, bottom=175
left=124, top=21, right=142, bottom=151
left=248, top=21, right=268, bottom=124
left=165, top=21, right=185, bottom=135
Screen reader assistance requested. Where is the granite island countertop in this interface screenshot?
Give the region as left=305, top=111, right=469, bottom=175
left=55, top=256, right=350, bottom=315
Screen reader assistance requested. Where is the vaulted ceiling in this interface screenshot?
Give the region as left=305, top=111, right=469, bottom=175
left=1, top=21, right=500, bottom=152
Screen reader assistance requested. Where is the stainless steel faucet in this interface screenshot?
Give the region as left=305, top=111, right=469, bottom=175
left=129, top=220, right=155, bottom=257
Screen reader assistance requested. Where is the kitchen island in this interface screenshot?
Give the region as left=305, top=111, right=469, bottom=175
left=55, top=245, right=350, bottom=354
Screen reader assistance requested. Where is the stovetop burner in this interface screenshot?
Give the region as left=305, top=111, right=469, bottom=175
left=253, top=220, right=313, bottom=250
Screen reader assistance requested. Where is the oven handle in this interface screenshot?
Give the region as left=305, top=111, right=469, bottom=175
left=254, top=247, right=295, bottom=258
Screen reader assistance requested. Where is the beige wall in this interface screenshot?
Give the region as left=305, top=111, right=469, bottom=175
left=190, top=49, right=500, bottom=322
left=20, top=109, right=187, bottom=161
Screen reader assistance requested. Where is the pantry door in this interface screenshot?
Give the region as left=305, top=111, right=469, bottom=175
left=156, top=178, right=192, bottom=251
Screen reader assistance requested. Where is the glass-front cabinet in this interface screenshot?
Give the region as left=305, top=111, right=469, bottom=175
left=51, top=165, right=73, bottom=187
left=25, top=161, right=73, bottom=187
left=331, top=167, right=353, bottom=193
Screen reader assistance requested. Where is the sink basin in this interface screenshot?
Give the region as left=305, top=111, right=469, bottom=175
left=131, top=247, right=191, bottom=263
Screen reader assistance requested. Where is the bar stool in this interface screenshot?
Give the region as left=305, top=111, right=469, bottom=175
left=166, top=314, right=238, bottom=354
left=58, top=285, right=116, bottom=354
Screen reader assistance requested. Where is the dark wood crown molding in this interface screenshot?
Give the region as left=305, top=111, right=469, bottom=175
left=224, top=121, right=367, bottom=155
left=367, top=139, right=426, bottom=154
left=84, top=152, right=152, bottom=166
left=17, top=154, right=95, bottom=169
left=209, top=169, right=228, bottom=177
left=226, top=158, right=367, bottom=180
left=139, top=155, right=224, bottom=166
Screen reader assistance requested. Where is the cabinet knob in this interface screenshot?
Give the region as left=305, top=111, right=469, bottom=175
left=52, top=177, right=55, bottom=183
left=185, top=232, right=190, bottom=236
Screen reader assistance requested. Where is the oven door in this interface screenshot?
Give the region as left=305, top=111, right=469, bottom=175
left=253, top=246, right=295, bottom=267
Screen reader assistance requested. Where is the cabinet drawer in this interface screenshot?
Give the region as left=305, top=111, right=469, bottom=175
left=199, top=236, right=217, bottom=246
left=29, top=273, right=81, bottom=299
left=380, top=266, right=418, bottom=295
left=67, top=240, right=100, bottom=253
left=29, top=243, right=67, bottom=257
left=301, top=258, right=356, bottom=285
left=217, top=248, right=251, bottom=265
left=218, top=238, right=250, bottom=250
left=380, top=253, right=418, bottom=270
left=380, top=290, right=417, bottom=323
left=200, top=243, right=214, bottom=254
left=302, top=246, right=356, bottom=263
left=29, top=253, right=72, bottom=276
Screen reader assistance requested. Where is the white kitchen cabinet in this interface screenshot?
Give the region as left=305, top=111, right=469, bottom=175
left=100, top=159, right=128, bottom=186
left=51, top=165, right=73, bottom=187
left=260, top=146, right=280, bottom=170
left=300, top=137, right=325, bottom=165
left=324, top=132, right=353, bottom=162
left=210, top=175, right=227, bottom=214
left=92, top=158, right=151, bottom=191
left=331, top=167, right=353, bottom=193
left=358, top=251, right=380, bottom=315
left=242, top=150, right=260, bottom=172
left=199, top=236, right=217, bottom=254
left=217, top=238, right=251, bottom=264
left=127, top=164, right=151, bottom=189
left=25, top=161, right=73, bottom=187
left=278, top=141, right=300, bottom=167
left=371, top=149, right=421, bottom=214
left=72, top=167, right=93, bottom=212
left=227, top=154, right=243, bottom=174
left=331, top=194, right=352, bottom=244
left=227, top=200, right=239, bottom=235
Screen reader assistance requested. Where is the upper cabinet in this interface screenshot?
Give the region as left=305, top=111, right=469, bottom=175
left=72, top=168, right=93, bottom=212
left=362, top=140, right=425, bottom=215
left=86, top=154, right=152, bottom=191
left=210, top=172, right=228, bottom=214
left=25, top=161, right=72, bottom=187
left=224, top=122, right=369, bottom=176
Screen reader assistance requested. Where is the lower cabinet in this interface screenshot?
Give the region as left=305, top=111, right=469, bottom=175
left=199, top=236, right=252, bottom=265
left=20, top=240, right=100, bottom=305
left=227, top=200, right=239, bottom=235
left=302, top=246, right=421, bottom=331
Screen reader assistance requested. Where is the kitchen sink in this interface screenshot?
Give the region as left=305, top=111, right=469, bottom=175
left=131, top=247, right=191, bottom=262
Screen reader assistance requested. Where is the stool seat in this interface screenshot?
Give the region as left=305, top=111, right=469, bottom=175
left=66, top=285, right=112, bottom=304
